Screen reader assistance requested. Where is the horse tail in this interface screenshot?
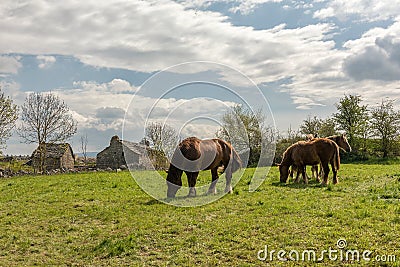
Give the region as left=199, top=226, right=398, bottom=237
left=230, top=146, right=242, bottom=173
left=217, top=139, right=242, bottom=173
left=333, top=143, right=340, bottom=171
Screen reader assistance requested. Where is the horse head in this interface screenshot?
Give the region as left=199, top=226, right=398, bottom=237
left=278, top=164, right=290, bottom=183
left=340, top=133, right=352, bottom=152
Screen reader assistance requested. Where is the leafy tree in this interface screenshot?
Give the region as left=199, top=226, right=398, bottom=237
left=18, top=92, right=77, bottom=171
left=299, top=115, right=321, bottom=136
left=370, top=99, right=400, bottom=158
left=217, top=104, right=275, bottom=167
left=274, top=127, right=302, bottom=164
left=0, top=88, right=18, bottom=152
left=284, top=125, right=302, bottom=142
left=318, top=117, right=337, bottom=137
left=333, top=94, right=369, bottom=151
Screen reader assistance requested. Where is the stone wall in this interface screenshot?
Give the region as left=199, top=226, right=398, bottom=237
left=61, top=150, right=75, bottom=169
left=96, top=136, right=135, bottom=169
left=96, top=136, right=154, bottom=170
left=32, top=152, right=74, bottom=170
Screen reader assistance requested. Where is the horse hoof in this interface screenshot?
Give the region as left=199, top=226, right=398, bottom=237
left=188, top=188, right=197, bottom=197
left=206, top=190, right=217, bottom=195
left=224, top=186, right=233, bottom=194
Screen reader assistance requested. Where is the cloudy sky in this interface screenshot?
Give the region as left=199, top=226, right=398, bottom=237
left=1, top=0, right=400, bottom=155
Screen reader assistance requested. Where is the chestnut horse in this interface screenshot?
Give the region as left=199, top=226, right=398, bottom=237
left=279, top=138, right=340, bottom=185
left=166, top=137, right=242, bottom=198
left=290, top=134, right=351, bottom=182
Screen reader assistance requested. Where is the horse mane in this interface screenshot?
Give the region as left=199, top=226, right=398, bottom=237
left=334, top=142, right=340, bottom=170
left=326, top=135, right=339, bottom=143
left=280, top=143, right=294, bottom=166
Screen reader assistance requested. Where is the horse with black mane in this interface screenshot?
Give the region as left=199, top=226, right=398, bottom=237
left=166, top=137, right=242, bottom=198
left=279, top=138, right=340, bottom=185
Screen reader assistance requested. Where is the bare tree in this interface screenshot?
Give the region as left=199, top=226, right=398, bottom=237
left=0, top=88, right=18, bottom=153
left=18, top=92, right=77, bottom=171
left=145, top=122, right=178, bottom=158
left=370, top=99, right=400, bottom=158
left=80, top=133, right=88, bottom=164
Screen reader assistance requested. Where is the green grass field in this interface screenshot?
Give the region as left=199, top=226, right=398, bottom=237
left=0, top=164, right=399, bottom=266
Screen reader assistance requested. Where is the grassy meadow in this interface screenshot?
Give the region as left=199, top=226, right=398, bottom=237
left=0, top=164, right=399, bottom=266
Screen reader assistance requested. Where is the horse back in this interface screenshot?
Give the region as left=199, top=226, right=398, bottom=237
left=292, top=142, right=320, bottom=165
left=313, top=138, right=339, bottom=163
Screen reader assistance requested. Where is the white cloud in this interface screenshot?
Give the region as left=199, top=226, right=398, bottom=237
left=342, top=19, right=400, bottom=81
left=125, top=96, right=237, bottom=139
left=0, top=80, right=25, bottom=106
left=228, top=0, right=283, bottom=14
left=313, top=7, right=334, bottom=19
left=45, top=79, right=237, bottom=143
left=273, top=15, right=400, bottom=109
left=0, top=0, right=336, bottom=83
left=54, top=79, right=137, bottom=131
left=179, top=0, right=283, bottom=14
left=36, top=55, right=56, bottom=69
left=0, top=55, right=21, bottom=75
left=1, top=0, right=400, bottom=111
left=107, top=79, right=136, bottom=93
left=313, top=0, right=400, bottom=22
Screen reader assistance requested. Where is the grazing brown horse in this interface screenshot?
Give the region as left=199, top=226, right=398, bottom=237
left=289, top=134, right=316, bottom=180
left=290, top=134, right=351, bottom=182
left=279, top=138, right=340, bottom=185
left=166, top=137, right=242, bottom=198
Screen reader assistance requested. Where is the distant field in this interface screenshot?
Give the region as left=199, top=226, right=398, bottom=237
left=0, top=165, right=399, bottom=266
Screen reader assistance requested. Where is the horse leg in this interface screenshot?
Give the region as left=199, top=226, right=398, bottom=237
left=319, top=163, right=323, bottom=181
left=321, top=163, right=330, bottom=186
left=311, top=165, right=315, bottom=180
left=305, top=166, right=310, bottom=182
left=331, top=160, right=338, bottom=184
left=207, top=168, right=219, bottom=195
left=294, top=166, right=301, bottom=183
left=301, top=165, right=308, bottom=184
left=312, top=165, right=321, bottom=182
left=289, top=166, right=294, bottom=180
left=224, top=167, right=233, bottom=194
left=186, top=171, right=198, bottom=197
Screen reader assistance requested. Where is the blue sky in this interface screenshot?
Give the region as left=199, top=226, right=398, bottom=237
left=1, top=0, right=400, bottom=155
